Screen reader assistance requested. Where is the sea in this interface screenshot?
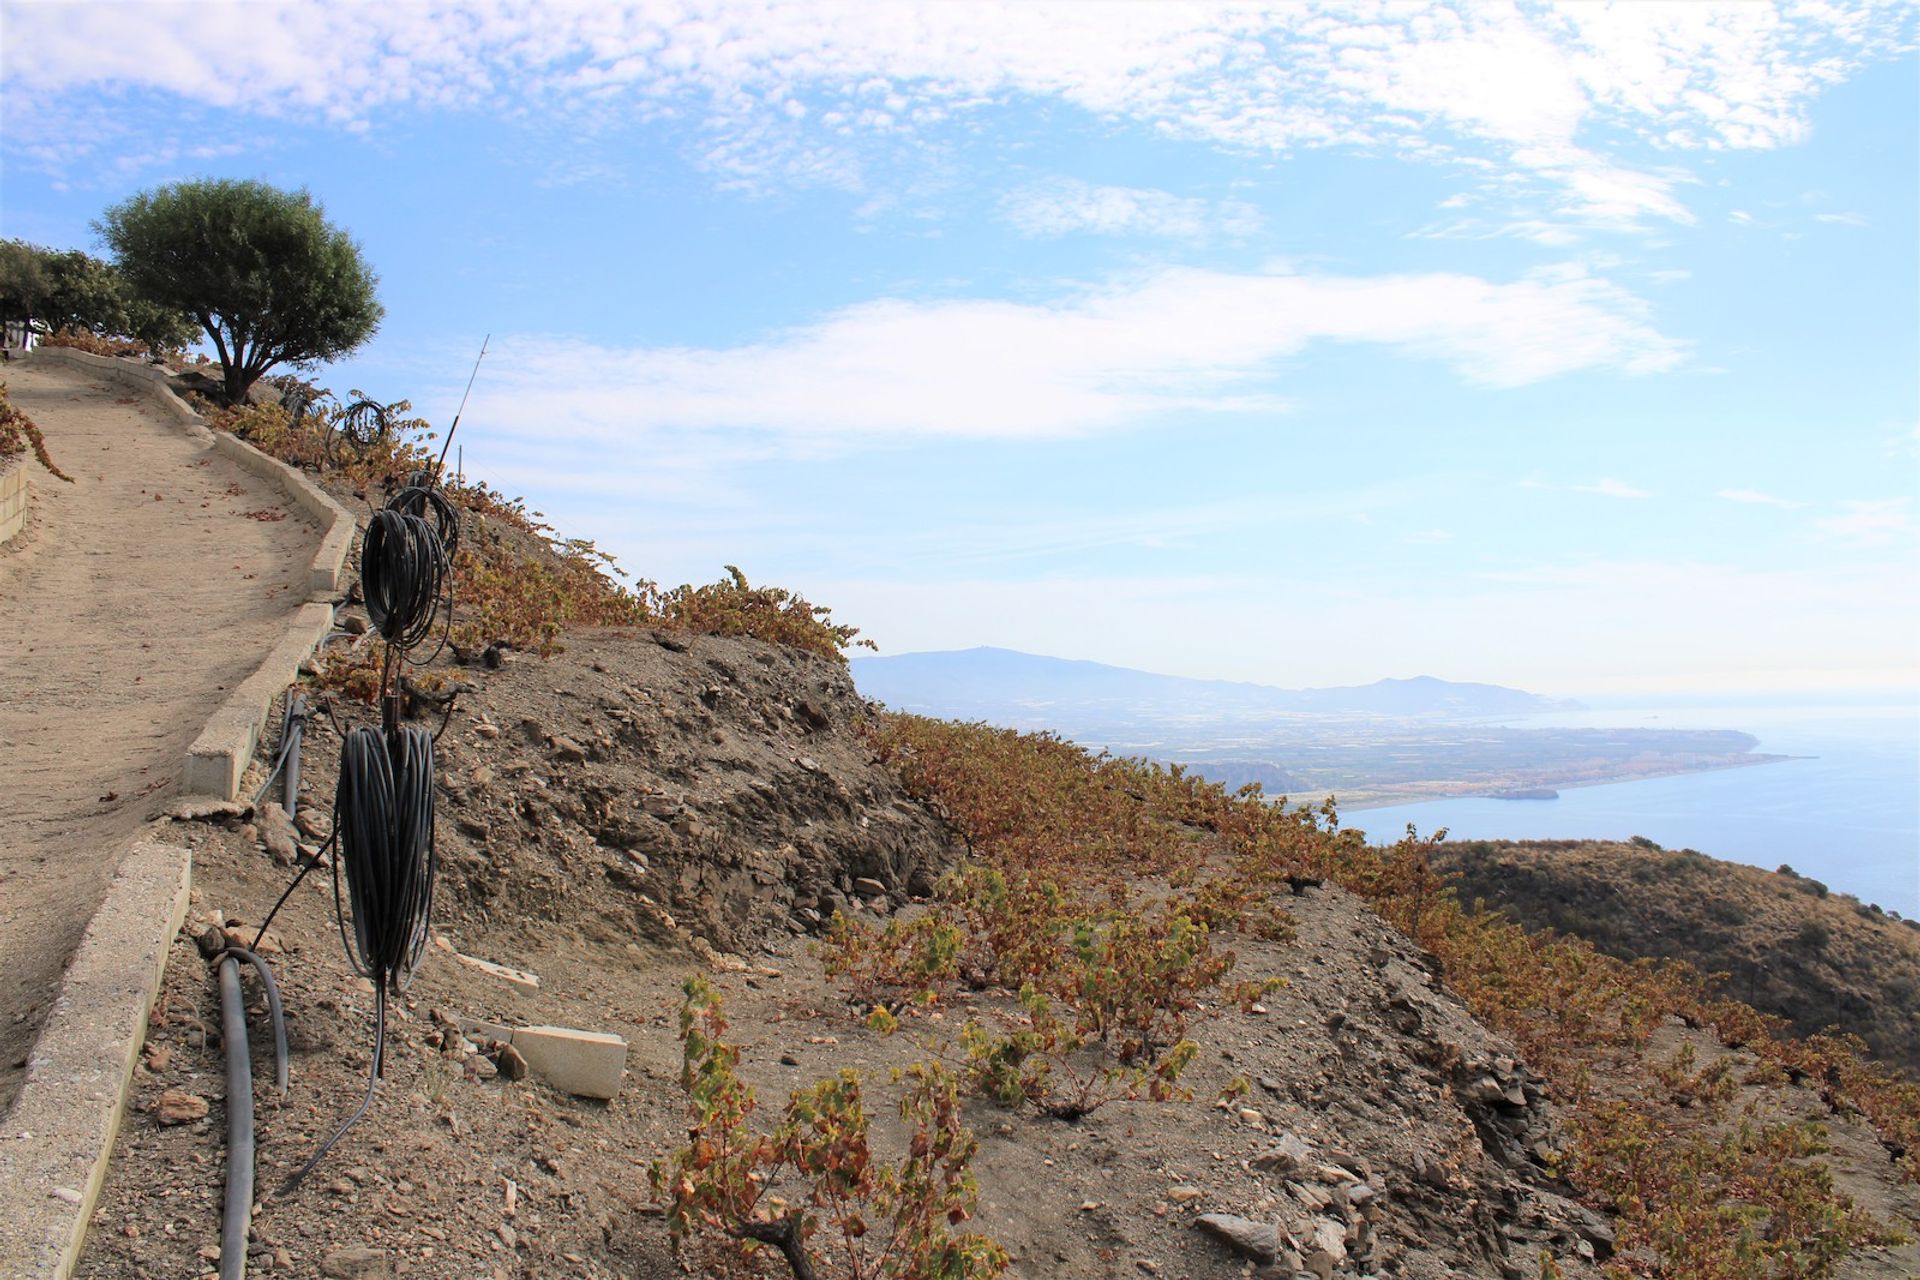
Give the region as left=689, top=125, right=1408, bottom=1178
left=1340, top=701, right=1920, bottom=918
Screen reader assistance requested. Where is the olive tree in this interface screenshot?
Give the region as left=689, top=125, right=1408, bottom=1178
left=98, top=179, right=383, bottom=403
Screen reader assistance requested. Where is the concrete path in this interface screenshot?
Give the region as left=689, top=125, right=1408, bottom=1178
left=0, top=359, right=322, bottom=1115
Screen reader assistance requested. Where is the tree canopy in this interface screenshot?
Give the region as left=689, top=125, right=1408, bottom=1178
left=0, top=238, right=197, bottom=352
left=97, top=179, right=383, bottom=403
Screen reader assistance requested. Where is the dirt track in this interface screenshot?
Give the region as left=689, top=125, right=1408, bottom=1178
left=0, top=357, right=321, bottom=1115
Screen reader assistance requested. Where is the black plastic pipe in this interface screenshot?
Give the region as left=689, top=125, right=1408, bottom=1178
left=283, top=693, right=305, bottom=821
left=218, top=957, right=254, bottom=1280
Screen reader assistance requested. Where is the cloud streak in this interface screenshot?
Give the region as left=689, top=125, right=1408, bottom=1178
left=1574, top=478, right=1654, bottom=499
left=1000, top=179, right=1260, bottom=241
left=1718, top=487, right=1805, bottom=509
left=470, top=262, right=1683, bottom=446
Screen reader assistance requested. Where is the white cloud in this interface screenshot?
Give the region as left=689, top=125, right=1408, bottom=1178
left=468, top=262, right=1682, bottom=447
left=1574, top=478, right=1653, bottom=498
left=1814, top=211, right=1869, bottom=226
left=1815, top=498, right=1919, bottom=547
left=4, top=0, right=1909, bottom=219
left=1718, top=487, right=1805, bottom=509
left=1000, top=178, right=1260, bottom=241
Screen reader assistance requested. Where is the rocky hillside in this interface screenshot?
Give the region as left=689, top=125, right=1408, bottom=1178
left=1434, top=838, right=1920, bottom=1075
left=67, top=383, right=1920, bottom=1280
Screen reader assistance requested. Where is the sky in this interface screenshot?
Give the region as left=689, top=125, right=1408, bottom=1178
left=3, top=0, right=1917, bottom=698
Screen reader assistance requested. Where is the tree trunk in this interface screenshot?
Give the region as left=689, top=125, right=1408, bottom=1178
left=734, top=1215, right=817, bottom=1280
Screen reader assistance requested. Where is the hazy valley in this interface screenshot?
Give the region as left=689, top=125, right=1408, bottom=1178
left=853, top=647, right=1787, bottom=808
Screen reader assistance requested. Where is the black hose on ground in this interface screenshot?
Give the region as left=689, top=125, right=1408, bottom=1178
left=215, top=944, right=288, bottom=1280
left=250, top=690, right=308, bottom=811
left=218, top=957, right=254, bottom=1280
left=283, top=693, right=305, bottom=821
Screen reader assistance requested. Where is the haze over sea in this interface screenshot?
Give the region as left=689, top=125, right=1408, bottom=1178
left=1346, top=700, right=1920, bottom=918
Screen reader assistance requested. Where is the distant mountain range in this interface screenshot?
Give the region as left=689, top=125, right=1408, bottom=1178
left=850, top=647, right=1581, bottom=726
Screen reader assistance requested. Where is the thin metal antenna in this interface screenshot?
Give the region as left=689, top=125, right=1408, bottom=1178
left=434, top=335, right=489, bottom=481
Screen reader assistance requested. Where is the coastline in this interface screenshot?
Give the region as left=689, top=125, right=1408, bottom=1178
left=1329, top=751, right=1800, bottom=814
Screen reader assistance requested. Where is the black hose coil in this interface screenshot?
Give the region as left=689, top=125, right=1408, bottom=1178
left=332, top=724, right=437, bottom=993
left=360, top=507, right=448, bottom=651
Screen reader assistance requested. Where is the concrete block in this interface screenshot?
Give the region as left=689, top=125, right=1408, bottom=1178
left=511, top=1025, right=628, bottom=1100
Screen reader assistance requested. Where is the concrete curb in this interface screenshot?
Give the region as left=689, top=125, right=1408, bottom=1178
left=184, top=601, right=335, bottom=798
left=0, top=828, right=192, bottom=1280
left=0, top=454, right=25, bottom=546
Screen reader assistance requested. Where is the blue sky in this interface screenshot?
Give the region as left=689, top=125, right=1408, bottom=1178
left=3, top=1, right=1916, bottom=697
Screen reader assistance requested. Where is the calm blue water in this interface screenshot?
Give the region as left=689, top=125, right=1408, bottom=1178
left=1342, top=703, right=1920, bottom=917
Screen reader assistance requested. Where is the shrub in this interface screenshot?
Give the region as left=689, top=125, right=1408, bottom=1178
left=652, top=977, right=1008, bottom=1280
left=0, top=384, right=72, bottom=481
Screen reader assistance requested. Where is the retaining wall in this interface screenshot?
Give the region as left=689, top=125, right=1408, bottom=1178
left=0, top=455, right=23, bottom=546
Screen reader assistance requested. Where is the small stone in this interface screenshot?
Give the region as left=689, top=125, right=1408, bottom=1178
left=153, top=1089, right=209, bottom=1125
left=492, top=1041, right=530, bottom=1081
left=50, top=1186, right=82, bottom=1205
left=852, top=877, right=888, bottom=898
left=550, top=736, right=587, bottom=762
left=122, top=1223, right=140, bottom=1238
left=274, top=1247, right=292, bottom=1269
left=474, top=720, right=500, bottom=739
left=1167, top=1185, right=1203, bottom=1205
left=319, top=1246, right=392, bottom=1279
left=145, top=1043, right=172, bottom=1072
left=198, top=1245, right=221, bottom=1262
left=1238, top=1108, right=1264, bottom=1125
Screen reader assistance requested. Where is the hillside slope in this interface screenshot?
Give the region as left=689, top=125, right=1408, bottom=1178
left=1434, top=838, right=1920, bottom=1075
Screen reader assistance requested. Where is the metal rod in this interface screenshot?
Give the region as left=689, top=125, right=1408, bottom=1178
left=218, top=956, right=254, bottom=1280
left=433, top=335, right=489, bottom=481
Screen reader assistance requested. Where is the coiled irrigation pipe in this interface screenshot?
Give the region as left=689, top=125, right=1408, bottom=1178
left=360, top=507, right=449, bottom=653
left=284, top=724, right=438, bottom=1191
